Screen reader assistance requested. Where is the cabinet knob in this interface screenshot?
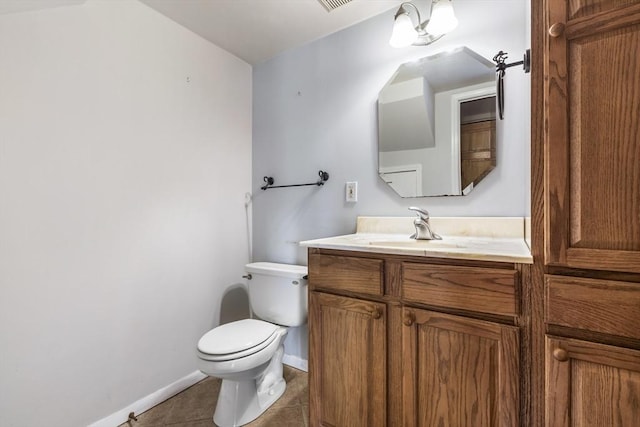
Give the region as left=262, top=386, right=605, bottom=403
left=548, top=22, right=565, bottom=38
left=553, top=348, right=569, bottom=362
left=371, top=307, right=382, bottom=319
left=403, top=310, right=415, bottom=326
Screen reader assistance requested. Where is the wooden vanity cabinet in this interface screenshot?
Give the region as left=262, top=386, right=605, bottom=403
left=401, top=308, right=520, bottom=427
left=308, top=249, right=526, bottom=427
left=308, top=252, right=386, bottom=427
left=309, top=291, right=386, bottom=427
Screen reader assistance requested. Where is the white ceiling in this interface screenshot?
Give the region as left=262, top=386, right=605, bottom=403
left=0, top=0, right=403, bottom=65
left=139, top=0, right=404, bottom=65
left=0, top=0, right=85, bottom=14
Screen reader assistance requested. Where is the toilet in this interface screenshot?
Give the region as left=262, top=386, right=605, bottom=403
left=196, top=262, right=308, bottom=427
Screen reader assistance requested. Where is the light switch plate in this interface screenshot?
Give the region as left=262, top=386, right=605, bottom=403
left=346, top=181, right=357, bottom=202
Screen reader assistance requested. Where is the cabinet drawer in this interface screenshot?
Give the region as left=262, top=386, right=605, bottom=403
left=308, top=253, right=383, bottom=296
left=545, top=275, right=640, bottom=340
left=402, top=263, right=518, bottom=316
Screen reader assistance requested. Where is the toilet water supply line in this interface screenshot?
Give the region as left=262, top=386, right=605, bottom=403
left=244, top=191, right=254, bottom=320
left=245, top=191, right=253, bottom=263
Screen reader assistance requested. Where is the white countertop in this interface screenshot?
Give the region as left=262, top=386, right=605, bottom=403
left=300, top=217, right=533, bottom=264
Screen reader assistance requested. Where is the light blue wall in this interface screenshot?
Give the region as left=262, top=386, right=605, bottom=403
left=253, top=0, right=528, bottom=265
left=252, top=0, right=528, bottom=362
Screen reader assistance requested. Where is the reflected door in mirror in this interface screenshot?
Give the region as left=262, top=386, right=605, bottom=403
left=460, top=97, right=496, bottom=192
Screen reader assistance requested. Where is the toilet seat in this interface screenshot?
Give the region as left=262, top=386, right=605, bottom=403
left=197, top=319, right=280, bottom=362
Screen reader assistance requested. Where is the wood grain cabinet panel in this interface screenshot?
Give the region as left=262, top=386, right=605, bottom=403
left=402, top=308, right=519, bottom=427
left=545, top=0, right=640, bottom=273
left=308, top=253, right=383, bottom=296
left=309, top=291, right=386, bottom=427
left=568, top=0, right=640, bottom=19
left=545, top=336, right=640, bottom=427
left=402, top=263, right=518, bottom=317
left=545, top=275, right=640, bottom=340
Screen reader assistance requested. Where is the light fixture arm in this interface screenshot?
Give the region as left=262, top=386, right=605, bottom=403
left=389, top=0, right=458, bottom=47
left=395, top=2, right=422, bottom=27
left=389, top=1, right=446, bottom=47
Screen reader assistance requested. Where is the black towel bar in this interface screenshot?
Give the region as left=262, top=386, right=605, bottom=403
left=261, top=170, right=329, bottom=190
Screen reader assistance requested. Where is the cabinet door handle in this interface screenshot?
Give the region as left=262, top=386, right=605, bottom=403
left=553, top=348, right=569, bottom=362
left=371, top=307, right=382, bottom=319
left=548, top=22, right=565, bottom=38
left=403, top=310, right=415, bottom=326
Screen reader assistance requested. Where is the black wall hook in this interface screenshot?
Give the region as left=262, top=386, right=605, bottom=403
left=261, top=170, right=330, bottom=190
left=493, top=49, right=531, bottom=120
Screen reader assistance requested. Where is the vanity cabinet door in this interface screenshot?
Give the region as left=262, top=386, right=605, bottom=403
left=309, top=291, right=386, bottom=427
left=544, top=0, right=640, bottom=273
left=545, top=336, right=640, bottom=426
left=401, top=308, right=519, bottom=427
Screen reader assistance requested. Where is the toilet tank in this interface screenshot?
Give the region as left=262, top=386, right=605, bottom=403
left=245, top=262, right=308, bottom=327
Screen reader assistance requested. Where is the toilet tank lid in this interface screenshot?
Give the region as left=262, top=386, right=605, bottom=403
left=245, top=262, right=307, bottom=279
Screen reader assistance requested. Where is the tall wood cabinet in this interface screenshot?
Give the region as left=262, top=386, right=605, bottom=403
left=537, top=0, right=640, bottom=425
left=545, top=336, right=640, bottom=426
left=544, top=0, right=640, bottom=273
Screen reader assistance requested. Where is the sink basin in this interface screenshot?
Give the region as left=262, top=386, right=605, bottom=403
left=336, top=234, right=467, bottom=250
left=370, top=239, right=465, bottom=249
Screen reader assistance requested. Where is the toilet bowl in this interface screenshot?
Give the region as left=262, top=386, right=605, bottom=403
left=197, top=319, right=289, bottom=426
left=196, top=262, right=307, bottom=427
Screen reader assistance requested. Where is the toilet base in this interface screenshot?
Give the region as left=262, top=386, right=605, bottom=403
left=212, top=345, right=286, bottom=427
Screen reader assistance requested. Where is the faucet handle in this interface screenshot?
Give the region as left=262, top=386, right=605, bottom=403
left=408, top=206, right=430, bottom=220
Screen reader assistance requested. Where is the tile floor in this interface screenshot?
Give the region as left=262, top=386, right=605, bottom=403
left=118, top=366, right=308, bottom=427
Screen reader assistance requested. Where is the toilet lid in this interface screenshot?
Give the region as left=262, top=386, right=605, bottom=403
left=197, top=319, right=279, bottom=356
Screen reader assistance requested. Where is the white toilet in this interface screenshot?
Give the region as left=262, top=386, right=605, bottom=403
left=196, top=262, right=308, bottom=427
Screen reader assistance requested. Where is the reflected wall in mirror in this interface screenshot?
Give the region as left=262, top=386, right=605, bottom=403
left=378, top=47, right=496, bottom=197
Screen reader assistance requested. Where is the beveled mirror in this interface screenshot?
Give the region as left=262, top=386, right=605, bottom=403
left=377, top=46, right=497, bottom=197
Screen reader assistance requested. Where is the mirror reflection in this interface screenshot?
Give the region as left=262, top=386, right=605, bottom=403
left=378, top=47, right=496, bottom=197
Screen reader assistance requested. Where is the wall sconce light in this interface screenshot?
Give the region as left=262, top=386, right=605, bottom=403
left=389, top=0, right=458, bottom=48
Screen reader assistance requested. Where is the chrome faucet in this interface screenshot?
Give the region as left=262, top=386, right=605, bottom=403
left=408, top=207, right=442, bottom=240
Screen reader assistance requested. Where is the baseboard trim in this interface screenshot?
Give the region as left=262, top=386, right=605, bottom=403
left=88, top=370, right=207, bottom=427
left=283, top=354, right=308, bottom=372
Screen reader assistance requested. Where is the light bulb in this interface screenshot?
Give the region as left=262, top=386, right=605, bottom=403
left=389, top=12, right=418, bottom=48
left=425, top=0, right=458, bottom=36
